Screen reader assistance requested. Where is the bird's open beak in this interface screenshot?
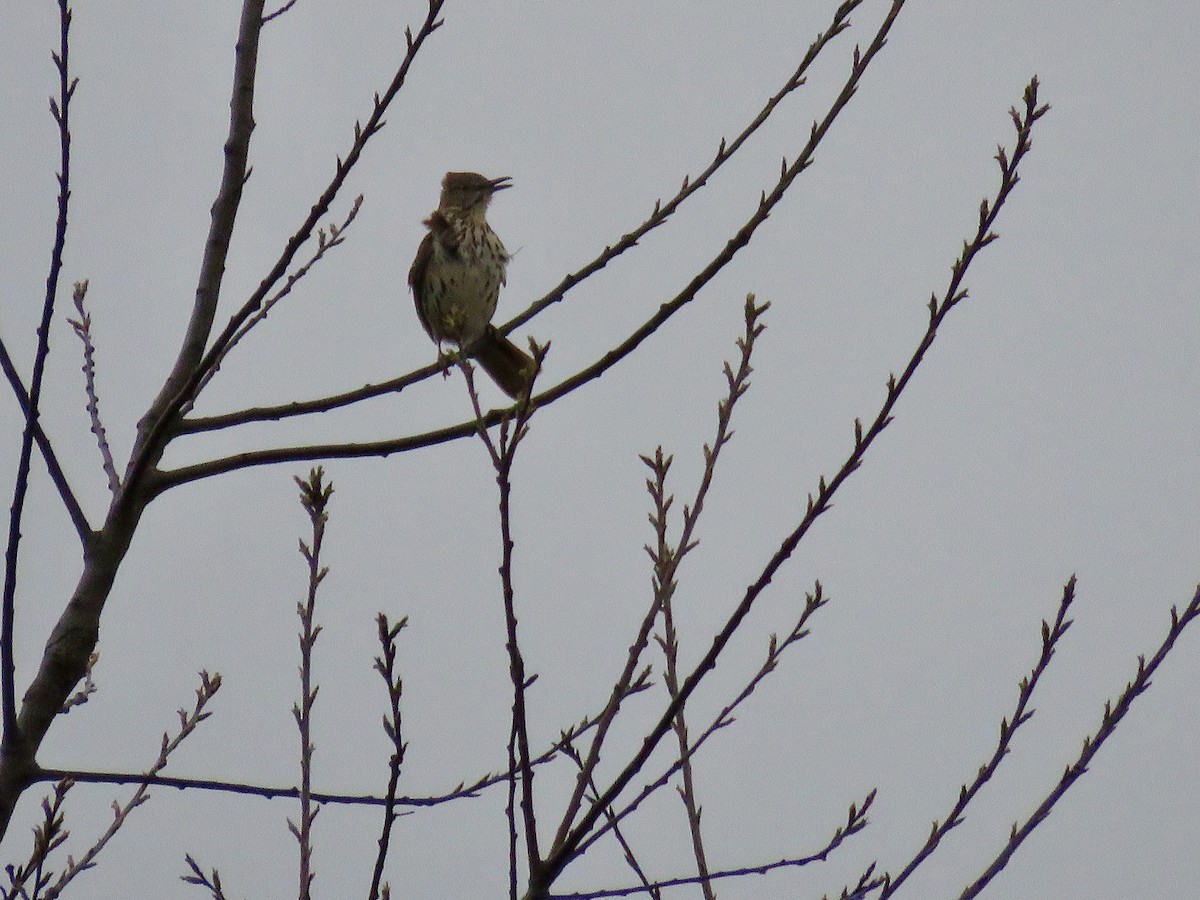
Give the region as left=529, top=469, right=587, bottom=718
left=489, top=176, right=513, bottom=192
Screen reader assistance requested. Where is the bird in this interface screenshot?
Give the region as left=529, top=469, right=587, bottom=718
left=408, top=171, right=535, bottom=398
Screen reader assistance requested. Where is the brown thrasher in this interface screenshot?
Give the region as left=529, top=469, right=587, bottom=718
left=408, top=171, right=535, bottom=398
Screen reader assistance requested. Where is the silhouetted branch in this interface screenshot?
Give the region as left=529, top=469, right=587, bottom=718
left=46, top=671, right=221, bottom=899
left=576, top=584, right=828, bottom=859
left=0, top=339, right=88, bottom=541
left=262, top=0, right=299, bottom=23
left=466, top=348, right=549, bottom=884
left=181, top=854, right=231, bottom=900
left=67, top=280, right=120, bottom=495
left=34, top=686, right=640, bottom=809
left=539, top=60, right=1041, bottom=897
left=1, top=779, right=71, bottom=900
left=877, top=577, right=1078, bottom=898
left=833, top=865, right=888, bottom=900
left=559, top=739, right=661, bottom=900
left=186, top=196, right=364, bottom=413
left=368, top=614, right=408, bottom=900
left=551, top=792, right=875, bottom=899
left=290, top=469, right=332, bottom=900
left=124, top=0, right=446, bottom=492
left=3, top=0, right=79, bottom=762
left=654, top=295, right=766, bottom=899
left=176, top=0, right=864, bottom=437
left=59, top=651, right=98, bottom=713
left=959, top=584, right=1200, bottom=900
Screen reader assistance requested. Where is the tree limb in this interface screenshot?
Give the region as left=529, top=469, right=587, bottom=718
left=175, top=0, right=863, bottom=437
left=537, top=56, right=1041, bottom=898
left=0, top=338, right=90, bottom=540
left=122, top=0, right=446, bottom=493
left=0, top=0, right=268, bottom=841
left=3, top=0, right=78, bottom=764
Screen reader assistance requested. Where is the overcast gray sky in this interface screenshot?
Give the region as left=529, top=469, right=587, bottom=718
left=2, top=3, right=1199, bottom=898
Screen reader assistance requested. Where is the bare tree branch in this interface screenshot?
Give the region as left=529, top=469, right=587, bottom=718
left=3, top=0, right=78, bottom=764
left=45, top=671, right=222, bottom=899
left=152, top=416, right=489, bottom=493
left=175, top=0, right=865, bottom=437
left=575, top=586, right=828, bottom=861
left=181, top=854, right=232, bottom=900
left=535, top=60, right=1040, bottom=897
left=1, top=779, right=71, bottom=900
left=958, top=584, right=1200, bottom=900
left=0, top=0, right=268, bottom=840
left=552, top=792, right=875, bottom=900
left=466, top=350, right=550, bottom=883
left=0, top=338, right=90, bottom=540
left=67, top=280, right=120, bottom=495
left=654, top=296, right=767, bottom=900
left=122, top=0, right=446, bottom=493
left=151, top=0, right=909, bottom=495
left=368, top=614, right=409, bottom=900
left=32, top=687, right=641, bottom=809
left=262, top=0, right=300, bottom=24
left=553, top=295, right=766, bottom=893
left=290, top=469, right=332, bottom=900
left=876, top=578, right=1078, bottom=898
left=185, top=196, right=364, bottom=413
left=559, top=738, right=662, bottom=900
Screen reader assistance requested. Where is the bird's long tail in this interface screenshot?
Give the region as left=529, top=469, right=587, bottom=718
left=474, top=326, right=535, bottom=398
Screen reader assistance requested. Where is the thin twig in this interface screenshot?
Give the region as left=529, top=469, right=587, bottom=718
left=262, top=0, right=299, bottom=24
left=552, top=792, right=875, bottom=900
left=875, top=578, right=1078, bottom=898
left=575, top=586, right=828, bottom=860
left=123, top=1, right=446, bottom=493
left=663, top=610, right=713, bottom=899
left=181, top=854, right=231, bottom=900
left=0, top=340, right=89, bottom=541
left=537, top=63, right=1041, bottom=896
left=562, top=295, right=767, bottom=894
left=467, top=346, right=550, bottom=883
left=185, top=196, right=364, bottom=413
left=559, top=740, right=661, bottom=900
left=3, top=0, right=78, bottom=759
left=368, top=613, right=409, bottom=900
left=152, top=0, right=907, bottom=494
left=958, top=584, right=1200, bottom=900
left=543, top=563, right=663, bottom=862
left=67, top=280, right=120, bottom=494
left=1, top=779, right=72, bottom=900
left=655, top=295, right=767, bottom=899
left=461, top=364, right=525, bottom=900
left=176, top=0, right=864, bottom=437
left=830, top=866, right=889, bottom=900
left=508, top=706, right=520, bottom=900
left=59, top=651, right=98, bottom=713
left=291, top=468, right=332, bottom=900
left=46, top=671, right=222, bottom=899
left=32, top=695, right=633, bottom=808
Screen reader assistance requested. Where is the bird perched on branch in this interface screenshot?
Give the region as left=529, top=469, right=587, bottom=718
left=408, top=171, right=534, bottom=398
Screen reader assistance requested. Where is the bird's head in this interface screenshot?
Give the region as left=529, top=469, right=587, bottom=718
left=439, top=172, right=512, bottom=214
